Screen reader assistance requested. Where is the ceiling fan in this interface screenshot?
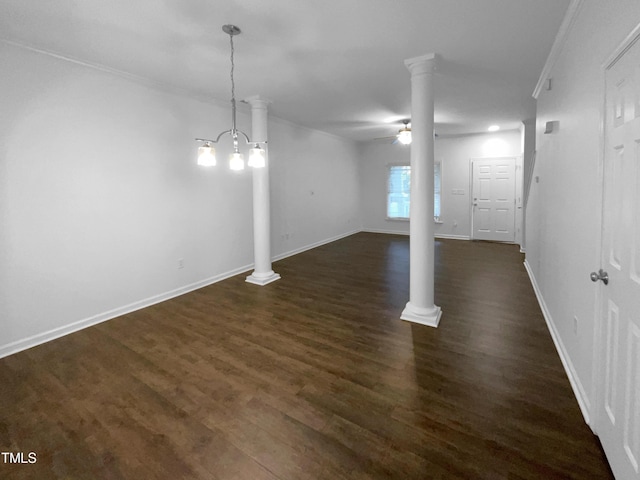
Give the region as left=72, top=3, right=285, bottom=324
left=374, top=119, right=412, bottom=145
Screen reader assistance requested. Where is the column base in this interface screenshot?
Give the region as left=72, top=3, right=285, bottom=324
left=400, top=302, right=442, bottom=328
left=245, top=270, right=281, bottom=286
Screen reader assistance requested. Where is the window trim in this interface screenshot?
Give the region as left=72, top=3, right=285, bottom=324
left=386, top=163, right=411, bottom=221
left=434, top=161, right=442, bottom=223
left=385, top=162, right=442, bottom=223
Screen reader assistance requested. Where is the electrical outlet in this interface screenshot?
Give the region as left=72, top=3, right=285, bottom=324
left=178, top=258, right=184, bottom=269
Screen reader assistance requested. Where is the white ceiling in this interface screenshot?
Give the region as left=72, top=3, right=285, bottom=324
left=0, top=0, right=569, bottom=141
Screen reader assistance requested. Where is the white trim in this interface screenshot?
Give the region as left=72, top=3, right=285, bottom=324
left=435, top=234, right=471, bottom=241
left=0, top=37, right=357, bottom=147
left=436, top=128, right=521, bottom=140
left=361, top=229, right=469, bottom=240
left=524, top=259, right=593, bottom=428
left=245, top=272, right=281, bottom=286
left=0, top=263, right=254, bottom=359
left=362, top=228, right=409, bottom=236
left=271, top=229, right=360, bottom=262
left=401, top=302, right=442, bottom=328
left=533, top=0, right=585, bottom=99
left=0, top=228, right=362, bottom=359
left=602, top=21, right=640, bottom=69
left=0, top=38, right=231, bottom=109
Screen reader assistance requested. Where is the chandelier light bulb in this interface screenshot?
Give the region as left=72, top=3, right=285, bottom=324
left=229, top=151, right=245, bottom=171
left=197, top=143, right=216, bottom=166
left=248, top=145, right=266, bottom=168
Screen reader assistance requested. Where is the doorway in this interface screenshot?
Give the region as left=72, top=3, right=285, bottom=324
left=594, top=24, right=640, bottom=480
left=471, top=157, right=517, bottom=242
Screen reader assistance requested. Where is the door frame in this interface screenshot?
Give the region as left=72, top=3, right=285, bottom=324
left=591, top=19, right=640, bottom=442
left=468, top=155, right=522, bottom=243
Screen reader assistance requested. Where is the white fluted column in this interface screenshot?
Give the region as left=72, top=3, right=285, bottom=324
left=245, top=95, right=280, bottom=286
left=400, top=53, right=441, bottom=327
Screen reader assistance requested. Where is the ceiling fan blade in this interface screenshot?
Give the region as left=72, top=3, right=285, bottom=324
left=373, top=135, right=398, bottom=140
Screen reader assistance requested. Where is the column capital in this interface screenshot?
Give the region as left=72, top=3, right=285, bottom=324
left=242, top=95, right=272, bottom=109
left=404, top=53, right=438, bottom=76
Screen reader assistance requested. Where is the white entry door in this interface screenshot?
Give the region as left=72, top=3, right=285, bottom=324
left=471, top=157, right=516, bottom=242
left=596, top=29, right=640, bottom=480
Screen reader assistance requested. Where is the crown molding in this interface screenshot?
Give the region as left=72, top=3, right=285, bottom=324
left=532, top=0, right=584, bottom=99
left=0, top=37, right=237, bottom=111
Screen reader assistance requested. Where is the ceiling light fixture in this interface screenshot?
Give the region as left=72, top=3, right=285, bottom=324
left=488, top=125, right=500, bottom=132
left=195, top=25, right=265, bottom=171
left=397, top=120, right=412, bottom=145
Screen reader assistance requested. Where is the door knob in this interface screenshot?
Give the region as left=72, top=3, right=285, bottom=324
left=590, top=269, right=609, bottom=285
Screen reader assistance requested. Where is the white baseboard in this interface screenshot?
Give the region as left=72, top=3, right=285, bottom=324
left=361, top=228, right=409, bottom=236
left=435, top=233, right=471, bottom=241
left=1, top=229, right=363, bottom=359
left=272, top=229, right=361, bottom=262
left=523, top=259, right=592, bottom=427
left=0, top=263, right=253, bottom=360
left=361, top=229, right=470, bottom=241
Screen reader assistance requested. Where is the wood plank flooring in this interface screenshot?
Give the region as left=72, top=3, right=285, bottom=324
left=0, top=233, right=614, bottom=479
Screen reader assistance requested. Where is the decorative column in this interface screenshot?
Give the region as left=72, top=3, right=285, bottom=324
left=245, top=95, right=280, bottom=286
left=401, top=53, right=442, bottom=327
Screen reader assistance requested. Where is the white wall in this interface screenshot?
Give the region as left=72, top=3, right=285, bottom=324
left=0, top=41, right=361, bottom=357
left=269, top=119, right=361, bottom=258
left=360, top=142, right=411, bottom=235
left=360, top=130, right=521, bottom=239
left=526, top=0, right=640, bottom=423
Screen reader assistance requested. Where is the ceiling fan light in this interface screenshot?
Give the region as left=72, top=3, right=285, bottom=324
left=197, top=143, right=216, bottom=166
left=397, top=130, right=412, bottom=145
left=229, top=151, right=245, bottom=171
left=248, top=146, right=266, bottom=168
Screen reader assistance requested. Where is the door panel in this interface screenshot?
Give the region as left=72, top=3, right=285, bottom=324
left=472, top=157, right=516, bottom=242
left=625, top=325, right=640, bottom=471
left=598, top=30, right=640, bottom=480
left=605, top=300, right=620, bottom=425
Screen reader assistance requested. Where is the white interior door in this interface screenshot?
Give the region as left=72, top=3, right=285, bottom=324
left=471, top=157, right=516, bottom=242
left=596, top=29, right=640, bottom=480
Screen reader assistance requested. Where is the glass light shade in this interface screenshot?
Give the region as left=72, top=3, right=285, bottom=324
left=397, top=130, right=412, bottom=145
left=248, top=147, right=266, bottom=168
left=229, top=152, right=245, bottom=171
left=197, top=144, right=216, bottom=166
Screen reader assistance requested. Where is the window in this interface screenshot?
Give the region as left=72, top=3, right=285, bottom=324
left=387, top=165, right=411, bottom=219
left=387, top=164, right=441, bottom=221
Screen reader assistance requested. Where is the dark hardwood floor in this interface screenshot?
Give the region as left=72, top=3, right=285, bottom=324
left=0, top=233, right=614, bottom=479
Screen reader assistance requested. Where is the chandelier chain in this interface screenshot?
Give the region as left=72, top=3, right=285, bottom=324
left=230, top=33, right=235, bottom=106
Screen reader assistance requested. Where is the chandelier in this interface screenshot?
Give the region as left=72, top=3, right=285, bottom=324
left=195, top=25, right=265, bottom=170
